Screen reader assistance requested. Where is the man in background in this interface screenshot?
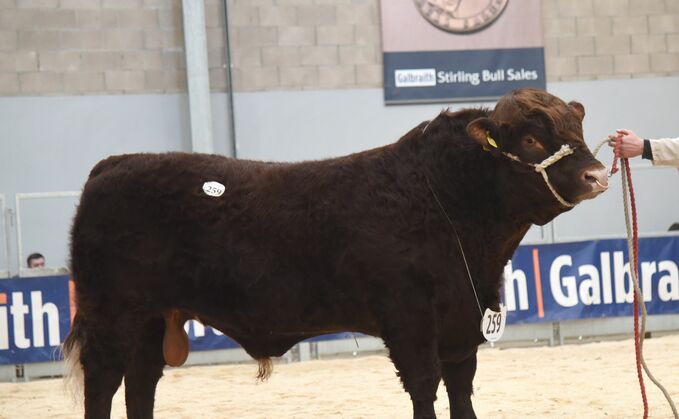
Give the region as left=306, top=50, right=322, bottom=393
left=26, top=252, right=45, bottom=268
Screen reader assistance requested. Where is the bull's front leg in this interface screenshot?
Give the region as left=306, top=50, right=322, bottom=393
left=381, top=304, right=441, bottom=419
left=384, top=333, right=440, bottom=419
left=441, top=349, right=478, bottom=419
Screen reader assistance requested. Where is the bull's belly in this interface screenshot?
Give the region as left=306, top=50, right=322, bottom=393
left=185, top=301, right=378, bottom=358
left=177, top=280, right=380, bottom=343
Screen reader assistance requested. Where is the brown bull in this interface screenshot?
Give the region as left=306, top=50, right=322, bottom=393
left=64, top=88, right=607, bottom=419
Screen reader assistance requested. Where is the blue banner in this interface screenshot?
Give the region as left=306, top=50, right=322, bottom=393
left=379, top=0, right=546, bottom=104
left=185, top=320, right=239, bottom=351
left=1, top=236, right=678, bottom=363
left=504, top=237, right=679, bottom=324
left=0, top=275, right=71, bottom=364
left=185, top=321, right=358, bottom=352
left=383, top=48, right=546, bottom=103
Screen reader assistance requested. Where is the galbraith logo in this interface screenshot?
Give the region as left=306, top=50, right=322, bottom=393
left=395, top=67, right=539, bottom=88
left=394, top=69, right=436, bottom=87
left=503, top=250, right=679, bottom=316
left=0, top=291, right=61, bottom=350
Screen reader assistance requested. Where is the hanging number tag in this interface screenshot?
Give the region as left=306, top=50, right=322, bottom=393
left=481, top=305, right=507, bottom=342
left=202, top=181, right=225, bottom=197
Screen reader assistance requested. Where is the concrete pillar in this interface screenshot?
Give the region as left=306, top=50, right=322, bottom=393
left=182, top=0, right=214, bottom=154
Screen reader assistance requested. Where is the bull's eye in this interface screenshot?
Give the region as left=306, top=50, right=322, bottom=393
left=525, top=137, right=536, bottom=146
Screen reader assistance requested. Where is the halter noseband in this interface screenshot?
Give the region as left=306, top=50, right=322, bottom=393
left=419, top=121, right=577, bottom=208
left=501, top=144, right=576, bottom=208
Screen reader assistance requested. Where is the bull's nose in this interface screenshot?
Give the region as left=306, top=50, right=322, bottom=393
left=582, top=167, right=609, bottom=192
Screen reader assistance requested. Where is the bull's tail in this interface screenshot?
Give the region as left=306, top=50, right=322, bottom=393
left=62, top=312, right=85, bottom=403
left=256, top=358, right=273, bottom=381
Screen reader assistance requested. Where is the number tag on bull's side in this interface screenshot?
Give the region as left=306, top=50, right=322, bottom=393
left=481, top=305, right=507, bottom=342
left=202, top=181, right=225, bottom=197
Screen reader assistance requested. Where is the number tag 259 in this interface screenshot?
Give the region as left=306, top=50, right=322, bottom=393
left=480, top=305, right=507, bottom=342
left=203, top=181, right=225, bottom=197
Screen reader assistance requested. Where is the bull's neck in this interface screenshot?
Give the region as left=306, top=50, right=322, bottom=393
left=400, top=130, right=538, bottom=307
left=427, top=163, right=532, bottom=308
left=426, top=164, right=531, bottom=270
left=423, top=141, right=535, bottom=236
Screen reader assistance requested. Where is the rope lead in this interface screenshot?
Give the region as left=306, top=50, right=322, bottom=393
left=594, top=137, right=678, bottom=419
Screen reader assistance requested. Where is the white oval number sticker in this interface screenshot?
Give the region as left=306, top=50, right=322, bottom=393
left=481, top=305, right=507, bottom=342
left=202, top=181, right=225, bottom=197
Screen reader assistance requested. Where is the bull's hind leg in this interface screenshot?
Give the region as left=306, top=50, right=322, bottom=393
left=441, top=350, right=478, bottom=419
left=79, top=309, right=164, bottom=419
left=79, top=320, right=126, bottom=419
left=124, top=316, right=166, bottom=419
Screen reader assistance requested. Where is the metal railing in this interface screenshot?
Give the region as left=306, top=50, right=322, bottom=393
left=13, top=191, right=80, bottom=277
left=2, top=188, right=677, bottom=275
left=0, top=194, right=9, bottom=278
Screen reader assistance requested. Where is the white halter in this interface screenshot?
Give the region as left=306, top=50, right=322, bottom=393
left=502, top=144, right=576, bottom=208
left=420, top=121, right=577, bottom=208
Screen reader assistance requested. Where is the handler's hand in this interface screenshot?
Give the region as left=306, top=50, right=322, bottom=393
left=607, top=129, right=644, bottom=158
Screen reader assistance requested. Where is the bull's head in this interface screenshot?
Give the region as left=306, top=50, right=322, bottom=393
left=466, top=88, right=607, bottom=223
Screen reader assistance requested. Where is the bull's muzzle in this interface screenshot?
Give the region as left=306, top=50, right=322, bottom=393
left=582, top=166, right=609, bottom=194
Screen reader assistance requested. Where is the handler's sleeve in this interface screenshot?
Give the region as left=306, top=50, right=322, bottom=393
left=649, top=137, right=679, bottom=167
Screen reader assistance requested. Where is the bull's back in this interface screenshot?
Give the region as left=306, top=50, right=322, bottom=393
left=69, top=151, right=380, bottom=305
left=71, top=153, right=260, bottom=295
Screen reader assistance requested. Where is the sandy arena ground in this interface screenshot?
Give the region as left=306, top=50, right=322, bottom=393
left=1, top=334, right=678, bottom=418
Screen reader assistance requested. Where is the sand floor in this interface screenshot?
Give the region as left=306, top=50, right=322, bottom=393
left=1, top=334, right=678, bottom=418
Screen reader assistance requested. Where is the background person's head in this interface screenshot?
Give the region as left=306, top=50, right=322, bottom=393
left=27, top=252, right=45, bottom=268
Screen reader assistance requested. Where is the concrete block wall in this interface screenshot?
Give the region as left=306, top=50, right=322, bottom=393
left=543, top=0, right=679, bottom=81
left=0, top=0, right=227, bottom=95
left=0, top=0, right=677, bottom=95
left=228, top=0, right=381, bottom=91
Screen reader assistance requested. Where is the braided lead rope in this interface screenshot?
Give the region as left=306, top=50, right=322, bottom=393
left=595, top=138, right=679, bottom=419
left=621, top=160, right=650, bottom=418
left=502, top=144, right=576, bottom=208
left=592, top=138, right=608, bottom=157
left=622, top=159, right=679, bottom=419
left=592, top=138, right=620, bottom=176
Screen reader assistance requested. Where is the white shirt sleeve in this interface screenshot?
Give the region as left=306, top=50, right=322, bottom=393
left=650, top=137, right=679, bottom=167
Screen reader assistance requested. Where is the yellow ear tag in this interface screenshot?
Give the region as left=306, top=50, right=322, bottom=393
left=486, top=133, right=498, bottom=148
left=483, top=132, right=497, bottom=152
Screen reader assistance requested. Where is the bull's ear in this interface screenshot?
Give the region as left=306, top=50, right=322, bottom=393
left=568, top=101, right=585, bottom=122
left=467, top=117, right=500, bottom=151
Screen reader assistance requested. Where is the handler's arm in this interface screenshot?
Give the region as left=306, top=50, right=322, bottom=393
left=649, top=137, right=679, bottom=167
